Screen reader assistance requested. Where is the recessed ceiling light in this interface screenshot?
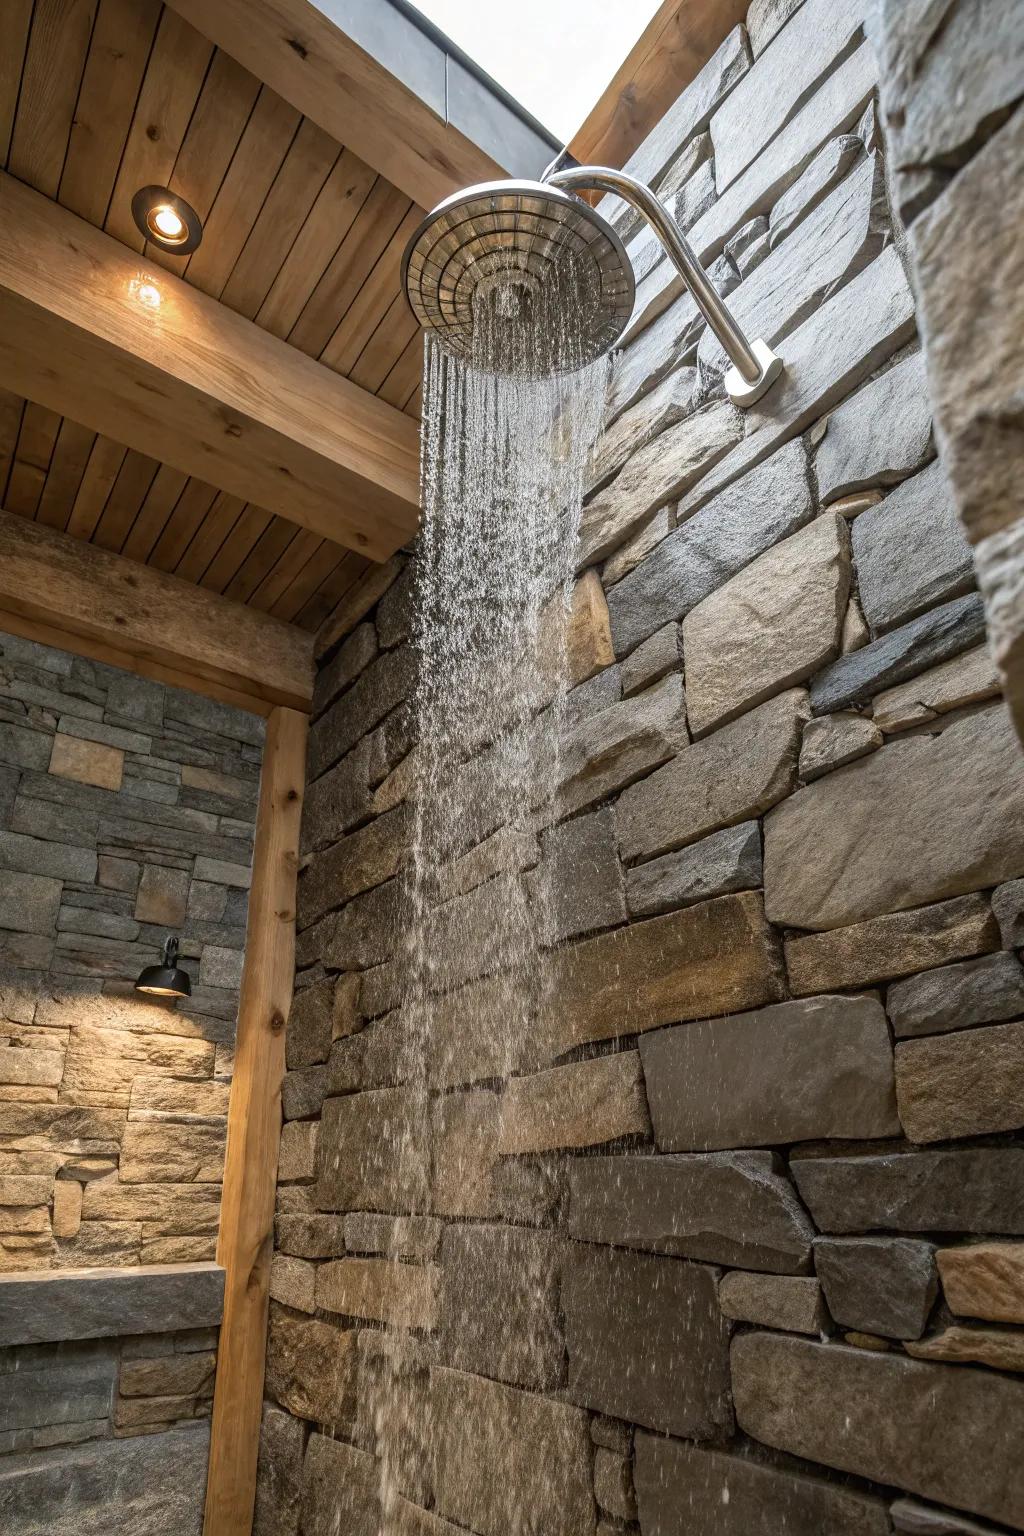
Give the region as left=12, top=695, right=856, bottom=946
left=131, top=185, right=203, bottom=255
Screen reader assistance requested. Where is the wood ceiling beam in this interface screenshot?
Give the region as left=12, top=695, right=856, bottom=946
left=0, top=508, right=314, bottom=715
left=0, top=172, right=420, bottom=564
left=571, top=0, right=749, bottom=170
left=162, top=0, right=508, bottom=209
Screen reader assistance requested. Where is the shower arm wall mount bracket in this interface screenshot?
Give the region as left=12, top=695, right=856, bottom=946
left=543, top=164, right=784, bottom=407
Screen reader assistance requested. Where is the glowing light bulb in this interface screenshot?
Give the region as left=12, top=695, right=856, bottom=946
left=151, top=204, right=185, bottom=240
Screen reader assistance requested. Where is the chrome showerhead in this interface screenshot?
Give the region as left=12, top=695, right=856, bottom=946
left=401, top=179, right=635, bottom=376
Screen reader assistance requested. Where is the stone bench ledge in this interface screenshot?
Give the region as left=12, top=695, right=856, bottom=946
left=0, top=1262, right=225, bottom=1348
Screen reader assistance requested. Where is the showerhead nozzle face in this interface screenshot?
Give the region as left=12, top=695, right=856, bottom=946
left=401, top=180, right=635, bottom=377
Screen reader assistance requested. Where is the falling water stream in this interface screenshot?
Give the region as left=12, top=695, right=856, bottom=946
left=364, top=272, right=610, bottom=1528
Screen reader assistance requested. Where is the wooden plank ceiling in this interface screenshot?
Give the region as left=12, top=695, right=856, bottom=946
left=0, top=0, right=428, bottom=631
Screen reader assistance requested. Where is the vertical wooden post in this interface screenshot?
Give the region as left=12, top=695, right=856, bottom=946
left=204, top=706, right=307, bottom=1536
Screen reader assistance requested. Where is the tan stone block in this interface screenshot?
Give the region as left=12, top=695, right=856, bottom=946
left=938, top=1243, right=1024, bottom=1325
left=120, top=1351, right=216, bottom=1397
left=873, top=645, right=1001, bottom=732
left=134, top=865, right=190, bottom=926
left=896, top=1021, right=1024, bottom=1143
left=52, top=1177, right=83, bottom=1238
left=128, top=1077, right=230, bottom=1124
left=906, top=1326, right=1024, bottom=1373
left=140, top=1236, right=217, bottom=1265
left=497, top=1052, right=650, bottom=1155
left=718, top=1272, right=827, bottom=1335
left=0, top=1174, right=52, bottom=1205
left=0, top=1204, right=50, bottom=1233
left=55, top=1220, right=142, bottom=1266
left=269, top=1252, right=317, bottom=1313
left=265, top=1308, right=357, bottom=1429
left=114, top=1393, right=203, bottom=1429
left=565, top=570, right=616, bottom=685
left=0, top=1047, right=64, bottom=1089
left=181, top=764, right=251, bottom=798
left=61, top=1026, right=215, bottom=1104
left=81, top=1178, right=221, bottom=1233
left=278, top=1121, right=318, bottom=1183
left=785, top=895, right=998, bottom=995
left=119, top=1122, right=226, bottom=1183
left=431, top=1089, right=501, bottom=1219
left=49, top=732, right=124, bottom=791
left=315, top=1258, right=439, bottom=1328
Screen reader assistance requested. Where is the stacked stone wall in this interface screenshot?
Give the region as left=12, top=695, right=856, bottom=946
left=0, top=630, right=262, bottom=1270
left=259, top=4, right=1024, bottom=1534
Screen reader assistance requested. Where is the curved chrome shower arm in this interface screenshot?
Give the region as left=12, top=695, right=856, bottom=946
left=544, top=164, right=782, bottom=406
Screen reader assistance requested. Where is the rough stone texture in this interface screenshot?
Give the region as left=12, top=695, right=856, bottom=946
left=554, top=673, right=689, bottom=818
left=799, top=711, right=881, bottom=780
left=432, top=1366, right=595, bottom=1536
left=785, top=895, right=999, bottom=995
left=895, top=1022, right=1024, bottom=1143
left=854, top=462, right=974, bottom=637
left=769, top=133, right=863, bottom=246
left=0, top=1263, right=224, bottom=1347
left=625, top=820, right=762, bottom=918
left=497, top=1052, right=649, bottom=1155
left=343, top=1213, right=440, bottom=1261
left=906, top=1326, right=1024, bottom=1374
left=765, top=707, right=1024, bottom=930
left=538, top=891, right=784, bottom=1062
left=264, top=1308, right=357, bottom=1429
left=590, top=368, right=697, bottom=491
left=314, top=1089, right=428, bottom=1214
left=815, top=1237, right=938, bottom=1340
left=618, top=690, right=807, bottom=863
left=563, top=1243, right=731, bottom=1438
left=606, top=439, right=813, bottom=658
left=619, top=623, right=681, bottom=699
left=568, top=1152, right=814, bottom=1274
left=872, top=646, right=1000, bottom=733
left=992, top=877, right=1024, bottom=948
left=817, top=352, right=934, bottom=503
left=635, top=1433, right=891, bottom=1535
left=640, top=994, right=898, bottom=1150
left=891, top=1499, right=1009, bottom=1536
left=718, top=1272, right=827, bottom=1335
left=300, top=1435, right=379, bottom=1536
left=887, top=952, right=1024, bottom=1039
left=732, top=1331, right=1024, bottom=1528
left=253, top=1403, right=303, bottom=1536
left=315, top=1258, right=439, bottom=1329
left=437, top=1225, right=563, bottom=1390
left=529, top=808, right=626, bottom=944
left=792, top=1147, right=1024, bottom=1235
left=683, top=512, right=850, bottom=736
left=810, top=593, right=987, bottom=714
left=0, top=1420, right=210, bottom=1535
left=938, top=1243, right=1024, bottom=1325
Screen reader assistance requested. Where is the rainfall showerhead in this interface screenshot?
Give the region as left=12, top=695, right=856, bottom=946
left=401, top=179, right=636, bottom=376
left=402, top=164, right=784, bottom=405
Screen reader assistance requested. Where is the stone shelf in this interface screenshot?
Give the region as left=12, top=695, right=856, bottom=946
left=0, top=1262, right=225, bottom=1348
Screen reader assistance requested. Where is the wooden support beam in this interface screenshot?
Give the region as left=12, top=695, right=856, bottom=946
left=204, top=705, right=306, bottom=1536
left=571, top=0, right=748, bottom=170
left=162, top=0, right=509, bottom=210
left=0, top=172, right=420, bottom=563
left=0, top=508, right=313, bottom=713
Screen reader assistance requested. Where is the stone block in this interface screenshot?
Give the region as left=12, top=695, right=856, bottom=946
left=791, top=1147, right=1024, bottom=1235
left=355, top=1329, right=433, bottom=1504
left=318, top=878, right=403, bottom=971
left=617, top=689, right=807, bottom=864
left=133, top=865, right=189, bottom=927
left=854, top=462, right=974, bottom=637
left=530, top=807, right=626, bottom=944
left=497, top=1051, right=649, bottom=1155
left=718, top=1271, right=826, bottom=1334
left=906, top=1326, right=1024, bottom=1373
left=817, top=351, right=934, bottom=503
left=0, top=1345, right=117, bottom=1432
left=896, top=1021, right=1024, bottom=1143
left=815, top=1237, right=938, bottom=1340
left=563, top=570, right=616, bottom=687
left=315, top=1258, right=439, bottom=1329
left=539, top=891, right=784, bottom=1062
left=48, top=733, right=124, bottom=792
left=430, top=1088, right=500, bottom=1219
left=799, top=711, right=881, bottom=780
left=732, top=1331, right=1024, bottom=1528
left=312, top=620, right=378, bottom=717
left=554, top=673, right=688, bottom=818
left=594, top=1448, right=635, bottom=1519
left=286, top=975, right=360, bottom=1072
left=888, top=952, right=1024, bottom=1040
left=343, top=1212, right=440, bottom=1260
left=625, top=820, right=761, bottom=919
left=769, top=131, right=864, bottom=244
left=128, top=1077, right=231, bottom=1123
left=591, top=367, right=696, bottom=491
left=0, top=1419, right=210, bottom=1535
left=563, top=1242, right=731, bottom=1438
left=315, top=1088, right=428, bottom=1213
left=118, top=1124, right=225, bottom=1184
left=300, top=1435, right=378, bottom=1536
left=786, top=893, right=998, bottom=994
left=264, top=1308, right=356, bottom=1429
left=308, top=645, right=416, bottom=778
left=873, top=646, right=1000, bottom=733
left=269, top=1253, right=316, bottom=1313
left=277, top=1121, right=318, bottom=1183
left=567, top=1149, right=813, bottom=1274
left=619, top=621, right=681, bottom=698
left=0, top=831, right=97, bottom=883
left=0, top=1049, right=63, bottom=1088
left=0, top=1262, right=224, bottom=1346
left=889, top=1498, right=1002, bottom=1536
left=52, top=1180, right=82, bottom=1239
left=641, top=993, right=897, bottom=1151
left=0, top=871, right=61, bottom=937
left=432, top=1365, right=595, bottom=1536
left=198, top=945, right=244, bottom=990
left=253, top=1403, right=303, bottom=1536
left=810, top=593, right=987, bottom=715
left=684, top=512, right=850, bottom=736
left=438, top=1224, right=563, bottom=1390
left=119, top=1351, right=216, bottom=1397
left=80, top=1181, right=222, bottom=1234
left=938, top=1243, right=1024, bottom=1325
left=607, top=439, right=812, bottom=658
left=274, top=1213, right=346, bottom=1259
left=634, top=1432, right=891, bottom=1536
left=992, top=878, right=1024, bottom=948
left=297, top=802, right=409, bottom=928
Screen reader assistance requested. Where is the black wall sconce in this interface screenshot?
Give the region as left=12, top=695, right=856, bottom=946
left=135, top=936, right=192, bottom=1000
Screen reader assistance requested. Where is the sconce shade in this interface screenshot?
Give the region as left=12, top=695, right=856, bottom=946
left=135, top=936, right=191, bottom=999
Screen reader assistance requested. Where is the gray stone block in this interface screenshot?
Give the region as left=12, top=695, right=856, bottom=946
left=438, top=1225, right=564, bottom=1391
left=769, top=133, right=864, bottom=246
left=817, top=351, right=934, bottom=502
left=625, top=820, right=762, bottom=918
left=563, top=1242, right=731, bottom=1438
left=853, top=461, right=974, bottom=637
left=810, top=594, right=987, bottom=714
left=0, top=1263, right=225, bottom=1347
left=992, top=878, right=1024, bottom=948
left=568, top=1151, right=813, bottom=1274
left=792, top=1147, right=1024, bottom=1234
left=0, top=831, right=97, bottom=883
left=253, top=1403, right=303, bottom=1536
left=530, top=807, right=626, bottom=944
left=0, top=871, right=62, bottom=936
left=887, top=952, right=1024, bottom=1039
left=815, top=1237, right=938, bottom=1340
